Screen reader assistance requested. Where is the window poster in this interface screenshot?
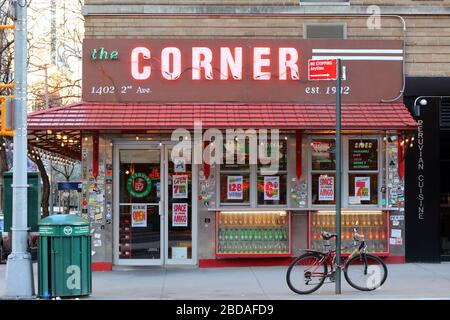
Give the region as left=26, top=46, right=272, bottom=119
left=264, top=176, right=280, bottom=200
left=174, top=157, right=186, bottom=173
left=318, top=176, right=334, bottom=201
left=173, top=175, right=188, bottom=199
left=172, top=203, right=188, bottom=227
left=355, top=176, right=371, bottom=201
left=131, top=204, right=147, bottom=227
left=227, top=176, right=243, bottom=200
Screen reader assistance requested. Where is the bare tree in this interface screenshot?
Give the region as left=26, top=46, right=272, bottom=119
left=1, top=0, right=84, bottom=217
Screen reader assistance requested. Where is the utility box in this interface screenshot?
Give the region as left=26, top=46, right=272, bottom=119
left=38, top=214, right=92, bottom=298
left=3, top=171, right=40, bottom=232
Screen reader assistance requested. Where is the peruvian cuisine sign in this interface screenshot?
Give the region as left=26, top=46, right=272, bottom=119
left=83, top=39, right=403, bottom=103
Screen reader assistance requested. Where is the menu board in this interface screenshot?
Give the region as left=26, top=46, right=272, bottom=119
left=349, top=139, right=378, bottom=170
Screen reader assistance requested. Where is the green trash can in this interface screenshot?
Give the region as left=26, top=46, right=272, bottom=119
left=38, top=214, right=92, bottom=298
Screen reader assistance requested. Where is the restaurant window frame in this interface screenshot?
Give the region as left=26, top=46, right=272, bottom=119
left=309, top=136, right=337, bottom=206
left=344, top=135, right=382, bottom=208
left=217, top=135, right=289, bottom=208
left=309, top=135, right=382, bottom=209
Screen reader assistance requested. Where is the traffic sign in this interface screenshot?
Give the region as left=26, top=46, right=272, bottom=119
left=308, top=59, right=337, bottom=81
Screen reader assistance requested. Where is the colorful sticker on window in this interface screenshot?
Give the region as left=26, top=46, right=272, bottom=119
left=173, top=157, right=186, bottom=173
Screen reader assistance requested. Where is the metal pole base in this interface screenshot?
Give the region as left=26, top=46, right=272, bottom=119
left=4, top=252, right=35, bottom=299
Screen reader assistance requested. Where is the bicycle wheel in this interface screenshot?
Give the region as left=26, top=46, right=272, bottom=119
left=344, top=253, right=388, bottom=291
left=286, top=253, right=328, bottom=294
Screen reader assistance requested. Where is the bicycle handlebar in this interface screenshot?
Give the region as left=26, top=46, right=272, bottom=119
left=320, top=226, right=365, bottom=241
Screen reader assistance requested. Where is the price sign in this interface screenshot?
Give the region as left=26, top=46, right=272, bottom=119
left=318, top=176, right=334, bottom=201
left=173, top=203, right=188, bottom=227
left=227, top=176, right=243, bottom=200
left=132, top=204, right=147, bottom=227
left=355, top=176, right=371, bottom=201
left=264, top=176, right=280, bottom=201
left=173, top=175, right=188, bottom=199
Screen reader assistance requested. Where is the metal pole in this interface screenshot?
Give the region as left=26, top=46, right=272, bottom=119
left=5, top=0, right=34, bottom=298
left=335, top=59, right=342, bottom=295
left=45, top=68, right=54, bottom=215
left=49, top=158, right=54, bottom=215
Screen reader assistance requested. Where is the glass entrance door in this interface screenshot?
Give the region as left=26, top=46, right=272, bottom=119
left=114, top=143, right=195, bottom=266
left=115, top=147, right=163, bottom=265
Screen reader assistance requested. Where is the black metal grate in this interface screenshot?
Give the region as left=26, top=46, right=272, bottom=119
left=440, top=98, right=450, bottom=128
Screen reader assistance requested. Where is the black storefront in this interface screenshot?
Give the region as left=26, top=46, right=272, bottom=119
left=404, top=77, right=450, bottom=262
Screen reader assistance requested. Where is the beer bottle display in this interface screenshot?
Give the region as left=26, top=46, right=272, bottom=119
left=217, top=211, right=290, bottom=255
left=309, top=211, right=389, bottom=255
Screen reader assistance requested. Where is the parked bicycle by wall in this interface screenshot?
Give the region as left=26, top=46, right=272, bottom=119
left=286, top=224, right=388, bottom=294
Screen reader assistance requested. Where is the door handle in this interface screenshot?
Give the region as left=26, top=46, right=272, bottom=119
left=159, top=201, right=163, bottom=216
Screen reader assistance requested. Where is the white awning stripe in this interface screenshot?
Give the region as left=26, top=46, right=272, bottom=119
left=312, top=56, right=403, bottom=61
left=312, top=49, right=404, bottom=54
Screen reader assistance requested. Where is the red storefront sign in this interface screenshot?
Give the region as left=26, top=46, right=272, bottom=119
left=308, top=59, right=337, bottom=81
left=83, top=39, right=403, bottom=104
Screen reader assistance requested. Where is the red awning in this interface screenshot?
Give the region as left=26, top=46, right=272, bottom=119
left=28, top=102, right=417, bottom=131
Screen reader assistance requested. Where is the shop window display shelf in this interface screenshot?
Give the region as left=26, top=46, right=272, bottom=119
left=308, top=210, right=390, bottom=257
left=215, top=211, right=292, bottom=258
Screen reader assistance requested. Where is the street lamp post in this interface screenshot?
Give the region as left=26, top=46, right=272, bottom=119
left=4, top=0, right=34, bottom=298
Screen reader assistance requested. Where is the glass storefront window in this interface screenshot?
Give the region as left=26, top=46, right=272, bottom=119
left=349, top=139, right=378, bottom=171
left=219, top=135, right=288, bottom=207
left=311, top=139, right=336, bottom=171
left=222, top=139, right=250, bottom=170
left=347, top=138, right=379, bottom=206
left=168, top=159, right=192, bottom=260
left=259, top=139, right=287, bottom=171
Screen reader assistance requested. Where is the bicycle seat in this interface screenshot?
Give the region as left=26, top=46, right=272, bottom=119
left=321, top=232, right=337, bottom=240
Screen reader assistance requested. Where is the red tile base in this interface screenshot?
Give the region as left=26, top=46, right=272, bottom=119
left=92, top=262, right=113, bottom=271
left=199, top=256, right=405, bottom=268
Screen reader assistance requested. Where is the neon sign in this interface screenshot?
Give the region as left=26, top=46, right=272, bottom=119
left=83, top=38, right=403, bottom=103
left=130, top=46, right=300, bottom=81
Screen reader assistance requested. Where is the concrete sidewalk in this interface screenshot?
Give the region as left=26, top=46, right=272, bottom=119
left=1, top=263, right=450, bottom=300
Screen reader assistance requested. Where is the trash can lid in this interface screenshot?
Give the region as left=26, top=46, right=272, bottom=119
left=39, top=214, right=89, bottom=226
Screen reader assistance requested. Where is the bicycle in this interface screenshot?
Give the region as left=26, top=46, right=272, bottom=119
left=286, top=225, right=388, bottom=294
